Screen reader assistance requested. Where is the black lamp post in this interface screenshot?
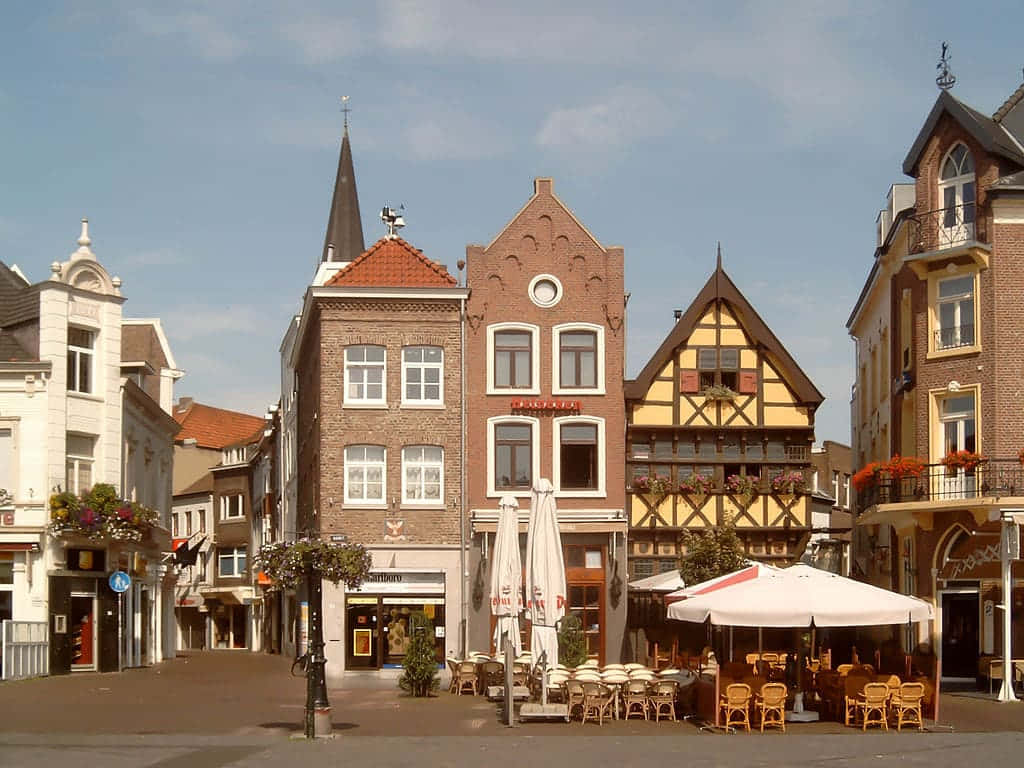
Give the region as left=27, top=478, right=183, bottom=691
left=303, top=533, right=331, bottom=738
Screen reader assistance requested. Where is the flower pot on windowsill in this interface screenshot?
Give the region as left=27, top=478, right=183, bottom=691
left=702, top=385, right=738, bottom=403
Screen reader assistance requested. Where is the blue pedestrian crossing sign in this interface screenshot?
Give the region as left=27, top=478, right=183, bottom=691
left=108, top=570, right=131, bottom=593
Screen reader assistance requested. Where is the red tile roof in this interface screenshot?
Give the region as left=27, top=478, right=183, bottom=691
left=325, top=237, right=457, bottom=288
left=174, top=400, right=266, bottom=450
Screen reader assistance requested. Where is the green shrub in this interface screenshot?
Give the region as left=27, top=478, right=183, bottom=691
left=557, top=614, right=588, bottom=668
left=398, top=611, right=439, bottom=697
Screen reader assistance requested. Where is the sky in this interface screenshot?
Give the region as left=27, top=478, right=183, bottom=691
left=3, top=1, right=1023, bottom=445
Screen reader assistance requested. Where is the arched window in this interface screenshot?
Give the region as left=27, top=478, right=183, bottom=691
left=938, top=144, right=975, bottom=244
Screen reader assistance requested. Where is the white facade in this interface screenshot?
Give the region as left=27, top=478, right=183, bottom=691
left=277, top=316, right=299, bottom=658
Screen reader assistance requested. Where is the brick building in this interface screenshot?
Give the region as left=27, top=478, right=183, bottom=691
left=464, top=178, right=627, bottom=663
left=291, top=139, right=470, bottom=674
left=848, top=73, right=1024, bottom=679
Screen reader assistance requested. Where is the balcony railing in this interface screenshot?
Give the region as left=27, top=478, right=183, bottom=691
left=909, top=205, right=984, bottom=254
left=934, top=323, right=975, bottom=351
left=858, top=459, right=1024, bottom=510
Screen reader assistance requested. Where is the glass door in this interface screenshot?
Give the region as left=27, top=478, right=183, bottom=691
left=939, top=394, right=976, bottom=499
left=346, top=597, right=379, bottom=669
left=70, top=593, right=97, bottom=670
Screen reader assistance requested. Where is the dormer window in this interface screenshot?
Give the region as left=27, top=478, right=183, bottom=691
left=939, top=144, right=975, bottom=246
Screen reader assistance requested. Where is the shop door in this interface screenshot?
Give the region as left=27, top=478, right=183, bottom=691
left=941, top=592, right=979, bottom=678
left=70, top=594, right=97, bottom=670
left=346, top=598, right=379, bottom=668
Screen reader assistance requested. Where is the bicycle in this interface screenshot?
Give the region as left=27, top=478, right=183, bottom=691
left=291, top=652, right=310, bottom=677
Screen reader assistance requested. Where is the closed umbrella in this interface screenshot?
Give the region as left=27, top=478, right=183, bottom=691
left=525, top=479, right=566, bottom=670
left=490, top=495, right=523, bottom=656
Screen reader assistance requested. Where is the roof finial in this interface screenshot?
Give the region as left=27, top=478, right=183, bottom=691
left=341, top=95, right=351, bottom=136
left=72, top=218, right=95, bottom=260
left=380, top=205, right=405, bottom=239
left=716, top=241, right=722, bottom=270
left=936, top=42, right=956, bottom=91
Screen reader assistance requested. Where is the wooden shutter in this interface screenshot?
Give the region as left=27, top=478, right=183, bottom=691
left=679, top=370, right=699, bottom=393
left=738, top=371, right=758, bottom=394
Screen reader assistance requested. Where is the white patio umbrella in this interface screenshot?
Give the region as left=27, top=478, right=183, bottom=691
left=667, top=563, right=933, bottom=627
left=628, top=570, right=686, bottom=593
left=490, top=494, right=523, bottom=656
left=525, top=479, right=566, bottom=670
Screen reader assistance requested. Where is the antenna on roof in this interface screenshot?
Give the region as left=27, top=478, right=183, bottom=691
left=380, top=205, right=405, bottom=239
left=936, top=42, right=956, bottom=91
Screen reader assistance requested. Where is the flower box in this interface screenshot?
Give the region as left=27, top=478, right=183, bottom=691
left=633, top=475, right=673, bottom=496
left=678, top=473, right=716, bottom=496
left=49, top=484, right=158, bottom=543
left=702, top=384, right=738, bottom=402
left=940, top=450, right=984, bottom=472
left=770, top=470, right=807, bottom=496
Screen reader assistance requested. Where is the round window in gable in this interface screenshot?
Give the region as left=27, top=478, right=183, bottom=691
left=528, top=274, right=563, bottom=308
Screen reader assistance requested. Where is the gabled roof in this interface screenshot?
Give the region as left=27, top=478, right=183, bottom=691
left=0, top=330, right=34, bottom=362
left=122, top=322, right=170, bottom=371
left=325, top=236, right=457, bottom=288
left=174, top=400, right=267, bottom=450
left=0, top=262, right=39, bottom=327
left=321, top=130, right=365, bottom=264
left=903, top=89, right=1024, bottom=175
left=624, top=259, right=824, bottom=406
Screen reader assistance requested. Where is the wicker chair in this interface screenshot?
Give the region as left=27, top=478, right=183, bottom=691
left=757, top=683, right=787, bottom=733
left=843, top=674, right=870, bottom=726
left=623, top=679, right=650, bottom=720
left=447, top=658, right=461, bottom=693
left=720, top=683, right=752, bottom=733
left=512, top=662, right=531, bottom=688
left=648, top=679, right=678, bottom=722
left=889, top=682, right=925, bottom=731
left=481, top=661, right=504, bottom=691
left=456, top=661, right=479, bottom=695
left=580, top=681, right=615, bottom=725
left=857, top=682, right=890, bottom=731
left=564, top=679, right=586, bottom=720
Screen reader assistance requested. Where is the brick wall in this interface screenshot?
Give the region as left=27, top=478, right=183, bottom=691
left=464, top=178, right=626, bottom=512
left=312, top=298, right=464, bottom=546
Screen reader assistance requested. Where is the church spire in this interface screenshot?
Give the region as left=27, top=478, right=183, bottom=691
left=322, top=99, right=364, bottom=264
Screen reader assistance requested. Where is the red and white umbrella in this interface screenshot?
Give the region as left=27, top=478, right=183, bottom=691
left=525, top=479, right=566, bottom=669
left=490, top=494, right=523, bottom=656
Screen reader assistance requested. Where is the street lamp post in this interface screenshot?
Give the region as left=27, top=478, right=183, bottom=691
left=304, top=542, right=332, bottom=737
left=996, top=510, right=1022, bottom=703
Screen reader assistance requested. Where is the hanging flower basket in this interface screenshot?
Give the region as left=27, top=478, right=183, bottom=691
left=702, top=384, right=738, bottom=402
left=633, top=474, right=673, bottom=497
left=254, top=538, right=372, bottom=591
left=770, top=470, right=807, bottom=498
left=940, top=450, right=985, bottom=472
left=724, top=473, right=757, bottom=503
left=48, top=484, right=157, bottom=542
left=678, top=473, right=715, bottom=507
left=1018, top=447, right=1024, bottom=467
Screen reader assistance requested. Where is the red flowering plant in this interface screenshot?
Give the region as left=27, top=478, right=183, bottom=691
left=886, top=455, right=928, bottom=480
left=633, top=474, right=673, bottom=496
left=678, top=472, right=716, bottom=496
left=770, top=470, right=807, bottom=496
left=48, top=483, right=158, bottom=542
left=724, top=473, right=757, bottom=498
left=940, top=450, right=985, bottom=472
left=852, top=462, right=884, bottom=493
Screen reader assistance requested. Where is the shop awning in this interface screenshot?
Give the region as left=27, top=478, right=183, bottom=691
left=0, top=542, right=39, bottom=551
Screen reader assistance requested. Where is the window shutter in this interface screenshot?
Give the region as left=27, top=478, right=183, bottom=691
left=738, top=371, right=758, bottom=394
left=679, top=370, right=699, bottom=393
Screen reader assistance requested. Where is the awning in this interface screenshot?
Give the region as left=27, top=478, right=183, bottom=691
left=0, top=542, right=40, bottom=552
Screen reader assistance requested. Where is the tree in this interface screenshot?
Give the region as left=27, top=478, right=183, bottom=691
left=399, top=611, right=440, bottom=697
left=557, top=614, right=588, bottom=668
left=678, top=516, right=747, bottom=585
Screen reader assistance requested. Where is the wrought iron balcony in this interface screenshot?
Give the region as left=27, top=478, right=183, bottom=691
left=857, top=458, right=1024, bottom=511
left=909, top=205, right=984, bottom=254
left=933, top=323, right=975, bottom=351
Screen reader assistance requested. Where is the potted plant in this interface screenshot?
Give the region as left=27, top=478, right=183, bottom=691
left=770, top=470, right=807, bottom=501
left=48, top=484, right=158, bottom=542
left=885, top=455, right=928, bottom=501
left=399, top=611, right=440, bottom=697
left=852, top=461, right=884, bottom=493
left=940, top=450, right=985, bottom=473
left=254, top=537, right=373, bottom=591
left=702, top=384, right=738, bottom=402
left=724, top=473, right=758, bottom=506
left=633, top=474, right=673, bottom=496
left=678, top=472, right=716, bottom=506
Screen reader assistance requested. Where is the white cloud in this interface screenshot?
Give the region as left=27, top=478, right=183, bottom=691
left=127, top=6, right=247, bottom=61
left=162, top=303, right=274, bottom=342
left=406, top=110, right=505, bottom=161
left=537, top=86, right=676, bottom=150
left=280, top=16, right=366, bottom=63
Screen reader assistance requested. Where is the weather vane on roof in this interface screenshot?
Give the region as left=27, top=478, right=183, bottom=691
left=341, top=95, right=351, bottom=133
left=936, top=42, right=956, bottom=91
left=380, top=205, right=405, bottom=239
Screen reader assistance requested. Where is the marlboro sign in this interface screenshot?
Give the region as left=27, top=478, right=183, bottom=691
left=510, top=399, right=581, bottom=414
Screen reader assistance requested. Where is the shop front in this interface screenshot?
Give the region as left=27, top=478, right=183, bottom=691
left=342, top=570, right=447, bottom=670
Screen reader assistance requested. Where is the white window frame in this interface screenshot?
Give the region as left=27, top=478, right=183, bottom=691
left=401, top=445, right=444, bottom=506
left=65, top=433, right=95, bottom=495
left=552, top=322, right=605, bottom=395
left=217, top=546, right=247, bottom=578
left=938, top=143, right=975, bottom=246
left=487, top=416, right=540, bottom=498
left=486, top=323, right=540, bottom=395
left=401, top=346, right=444, bottom=407
left=67, top=327, right=95, bottom=394
left=171, top=512, right=180, bottom=537
left=220, top=493, right=244, bottom=520
left=343, top=345, right=387, bottom=407
left=0, top=420, right=17, bottom=501
left=344, top=445, right=386, bottom=506
left=552, top=416, right=606, bottom=498
left=934, top=274, right=976, bottom=351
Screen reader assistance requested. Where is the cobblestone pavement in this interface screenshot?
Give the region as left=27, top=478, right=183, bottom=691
left=1, top=652, right=1023, bottom=767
